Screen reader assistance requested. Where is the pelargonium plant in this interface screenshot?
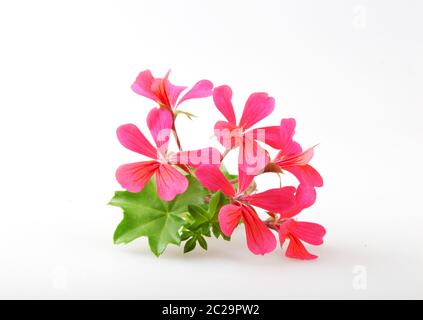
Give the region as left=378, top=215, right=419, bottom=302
left=109, top=69, right=326, bottom=260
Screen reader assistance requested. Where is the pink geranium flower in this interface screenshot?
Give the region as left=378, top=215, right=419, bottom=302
left=116, top=108, right=221, bottom=201
left=265, top=184, right=325, bottom=260
left=262, top=118, right=323, bottom=188
left=278, top=219, right=326, bottom=260
left=131, top=70, right=213, bottom=110
left=195, top=165, right=296, bottom=255
left=212, top=85, right=276, bottom=174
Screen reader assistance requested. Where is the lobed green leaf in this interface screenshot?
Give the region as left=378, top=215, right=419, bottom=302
left=109, top=176, right=207, bottom=256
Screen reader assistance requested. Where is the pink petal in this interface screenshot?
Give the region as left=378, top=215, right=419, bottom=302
left=285, top=235, right=318, bottom=260
left=115, top=161, right=159, bottom=193
left=165, top=81, right=187, bottom=108
left=146, top=108, right=173, bottom=155
left=280, top=118, right=296, bottom=144
left=241, top=205, right=277, bottom=255
left=150, top=71, right=173, bottom=107
left=239, top=92, right=275, bottom=130
left=155, top=164, right=189, bottom=201
left=250, top=126, right=282, bottom=149
left=131, top=70, right=156, bottom=101
left=295, top=184, right=317, bottom=209
left=172, top=148, right=222, bottom=168
left=238, top=168, right=255, bottom=193
left=279, top=118, right=302, bottom=156
left=213, top=85, right=236, bottom=124
left=218, top=204, right=243, bottom=237
left=281, top=184, right=317, bottom=219
left=116, top=124, right=157, bottom=159
left=238, top=137, right=270, bottom=175
left=242, top=187, right=296, bottom=213
left=278, top=221, right=290, bottom=247
left=276, top=142, right=302, bottom=159
left=195, top=165, right=236, bottom=197
left=277, top=147, right=314, bottom=167
left=285, top=164, right=323, bottom=187
left=291, top=221, right=326, bottom=246
left=149, top=70, right=187, bottom=108
left=177, top=80, right=213, bottom=106
left=214, top=121, right=241, bottom=150
left=278, top=219, right=324, bottom=260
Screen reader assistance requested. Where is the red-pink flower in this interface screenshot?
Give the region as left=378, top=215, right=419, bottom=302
left=195, top=165, right=296, bottom=255
left=131, top=70, right=213, bottom=110
left=263, top=118, right=323, bottom=188
left=278, top=219, right=326, bottom=260
left=116, top=108, right=221, bottom=201
left=213, top=85, right=275, bottom=174
left=266, top=184, right=325, bottom=260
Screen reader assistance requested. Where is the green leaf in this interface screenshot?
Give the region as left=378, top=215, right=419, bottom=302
left=208, top=192, right=225, bottom=219
left=201, top=226, right=212, bottom=237
left=212, top=221, right=230, bottom=240
left=184, top=237, right=197, bottom=253
left=197, top=235, right=208, bottom=250
left=206, top=191, right=231, bottom=240
left=109, top=176, right=207, bottom=256
left=180, top=230, right=192, bottom=241
left=212, top=223, right=221, bottom=239
left=188, top=205, right=209, bottom=227
left=186, top=205, right=211, bottom=238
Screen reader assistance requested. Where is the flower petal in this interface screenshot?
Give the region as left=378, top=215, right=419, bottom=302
left=213, top=85, right=236, bottom=124
left=278, top=219, right=324, bottom=260
left=131, top=70, right=156, bottom=101
left=276, top=147, right=314, bottom=167
left=243, top=187, right=296, bottom=213
left=218, top=204, right=243, bottom=237
left=279, top=118, right=302, bottom=156
left=117, top=124, right=157, bottom=159
left=242, top=205, right=277, bottom=255
left=177, top=80, right=213, bottom=106
left=250, top=126, right=282, bottom=149
left=150, top=71, right=173, bottom=107
left=284, top=235, right=318, bottom=260
left=239, top=92, right=275, bottom=130
left=280, top=118, right=296, bottom=145
left=172, top=147, right=222, bottom=168
left=115, top=161, right=159, bottom=193
left=214, top=121, right=241, bottom=149
left=285, top=164, right=323, bottom=187
left=281, top=184, right=317, bottom=218
left=155, top=164, right=188, bottom=201
left=195, top=165, right=236, bottom=197
left=290, top=221, right=326, bottom=246
left=238, top=137, right=270, bottom=175
left=238, top=168, right=255, bottom=194
left=146, top=108, right=173, bottom=155
left=165, top=81, right=187, bottom=108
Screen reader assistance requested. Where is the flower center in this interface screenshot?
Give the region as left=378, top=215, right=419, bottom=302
left=233, top=193, right=245, bottom=202
left=157, top=151, right=171, bottom=164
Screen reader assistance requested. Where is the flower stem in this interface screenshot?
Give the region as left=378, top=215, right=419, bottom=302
left=172, top=118, right=183, bottom=151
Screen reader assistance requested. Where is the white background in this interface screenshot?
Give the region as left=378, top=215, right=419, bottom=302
left=0, top=0, right=422, bottom=299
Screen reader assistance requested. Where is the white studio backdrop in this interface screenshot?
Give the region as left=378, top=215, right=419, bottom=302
left=0, top=0, right=422, bottom=299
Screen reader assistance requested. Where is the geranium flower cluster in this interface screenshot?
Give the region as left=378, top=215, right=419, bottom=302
left=111, top=69, right=326, bottom=260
